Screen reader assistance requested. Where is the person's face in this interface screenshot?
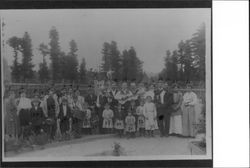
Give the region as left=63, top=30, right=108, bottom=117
left=105, top=105, right=110, bottom=110
left=49, top=90, right=53, bottom=95
left=88, top=88, right=93, bottom=94
left=140, top=101, right=144, bottom=106
left=128, top=112, right=132, bottom=116
left=75, top=91, right=80, bottom=96
left=21, top=92, right=25, bottom=98
left=187, top=86, right=192, bottom=91
left=33, top=102, right=39, bottom=107
left=146, top=96, right=152, bottom=102
left=63, top=101, right=67, bottom=105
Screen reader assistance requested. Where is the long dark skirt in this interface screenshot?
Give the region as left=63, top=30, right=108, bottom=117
left=60, top=118, right=70, bottom=134
left=19, top=109, right=31, bottom=127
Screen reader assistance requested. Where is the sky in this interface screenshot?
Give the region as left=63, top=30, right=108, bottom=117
left=1, top=9, right=211, bottom=74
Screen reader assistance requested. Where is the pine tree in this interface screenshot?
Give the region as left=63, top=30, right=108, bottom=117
left=79, top=57, right=87, bottom=83
left=101, top=42, right=111, bottom=72
left=7, top=36, right=22, bottom=82
left=109, top=41, right=121, bottom=80
left=49, top=27, right=61, bottom=82
left=66, top=40, right=79, bottom=82
left=38, top=43, right=50, bottom=82
left=20, top=32, right=34, bottom=82
left=191, top=22, right=206, bottom=81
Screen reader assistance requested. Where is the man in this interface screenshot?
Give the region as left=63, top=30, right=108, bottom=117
left=156, top=83, right=174, bottom=137
left=42, top=88, right=59, bottom=141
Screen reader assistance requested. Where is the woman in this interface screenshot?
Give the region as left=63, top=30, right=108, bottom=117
left=169, top=84, right=183, bottom=136
left=143, top=95, right=158, bottom=137
left=17, top=90, right=32, bottom=139
left=182, top=84, right=198, bottom=137
left=4, top=90, right=18, bottom=140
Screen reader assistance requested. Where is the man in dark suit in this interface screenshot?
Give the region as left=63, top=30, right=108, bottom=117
left=156, top=83, right=174, bottom=137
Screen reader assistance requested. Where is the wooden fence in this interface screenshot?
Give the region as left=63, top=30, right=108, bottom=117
left=3, top=83, right=205, bottom=102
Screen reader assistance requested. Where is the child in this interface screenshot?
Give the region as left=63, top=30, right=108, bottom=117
left=90, top=111, right=99, bottom=135
left=143, top=96, right=158, bottom=137
left=125, top=111, right=136, bottom=139
left=102, top=103, right=114, bottom=134
left=136, top=100, right=145, bottom=137
left=82, top=103, right=92, bottom=135
left=114, top=103, right=124, bottom=138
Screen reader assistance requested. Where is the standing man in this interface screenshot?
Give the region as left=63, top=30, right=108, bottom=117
left=43, top=88, right=59, bottom=141
left=156, top=83, right=174, bottom=137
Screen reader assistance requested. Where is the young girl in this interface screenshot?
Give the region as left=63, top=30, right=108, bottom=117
left=82, top=103, right=92, bottom=135
left=136, top=100, right=145, bottom=136
left=125, top=111, right=136, bottom=139
left=114, top=103, right=124, bottom=137
left=143, top=96, right=158, bottom=137
left=102, top=103, right=114, bottom=134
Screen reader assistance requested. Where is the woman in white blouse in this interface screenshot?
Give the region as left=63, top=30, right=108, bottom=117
left=182, top=84, right=198, bottom=137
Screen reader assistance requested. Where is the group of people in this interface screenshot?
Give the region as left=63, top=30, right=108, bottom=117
left=4, top=80, right=203, bottom=146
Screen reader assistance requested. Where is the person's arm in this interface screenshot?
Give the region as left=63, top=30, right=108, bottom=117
left=153, top=104, right=157, bottom=118
left=188, top=92, right=198, bottom=106
left=111, top=110, right=114, bottom=118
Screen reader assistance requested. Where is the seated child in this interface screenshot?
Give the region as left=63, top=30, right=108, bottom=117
left=114, top=103, right=125, bottom=138
left=143, top=96, right=158, bottom=137
left=136, top=100, right=145, bottom=136
left=102, top=103, right=114, bottom=134
left=125, top=111, right=136, bottom=139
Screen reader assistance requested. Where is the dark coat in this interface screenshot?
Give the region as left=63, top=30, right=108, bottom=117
left=85, top=94, right=97, bottom=107
left=58, top=105, right=72, bottom=134
left=156, top=90, right=174, bottom=116
left=30, top=106, right=45, bottom=126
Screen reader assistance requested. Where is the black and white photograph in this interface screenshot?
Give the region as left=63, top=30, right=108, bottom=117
left=1, top=8, right=212, bottom=162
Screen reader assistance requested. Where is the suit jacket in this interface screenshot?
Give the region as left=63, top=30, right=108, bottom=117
left=85, top=94, right=97, bottom=107
left=58, top=105, right=72, bottom=121
left=156, top=90, right=174, bottom=116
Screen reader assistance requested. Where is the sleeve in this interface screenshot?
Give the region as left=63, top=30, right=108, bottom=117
left=54, top=95, right=60, bottom=117
left=41, top=99, right=48, bottom=117
left=114, top=91, right=121, bottom=100
left=153, top=104, right=157, bottom=118
left=142, top=105, right=147, bottom=117
left=102, top=110, right=106, bottom=118
left=110, top=110, right=114, bottom=118
left=189, top=92, right=198, bottom=106
left=125, top=116, right=128, bottom=124
left=136, top=107, right=140, bottom=115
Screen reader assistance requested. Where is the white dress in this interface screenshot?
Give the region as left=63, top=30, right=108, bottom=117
left=102, top=109, right=114, bottom=128
left=143, top=102, right=158, bottom=130
left=169, top=92, right=183, bottom=135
